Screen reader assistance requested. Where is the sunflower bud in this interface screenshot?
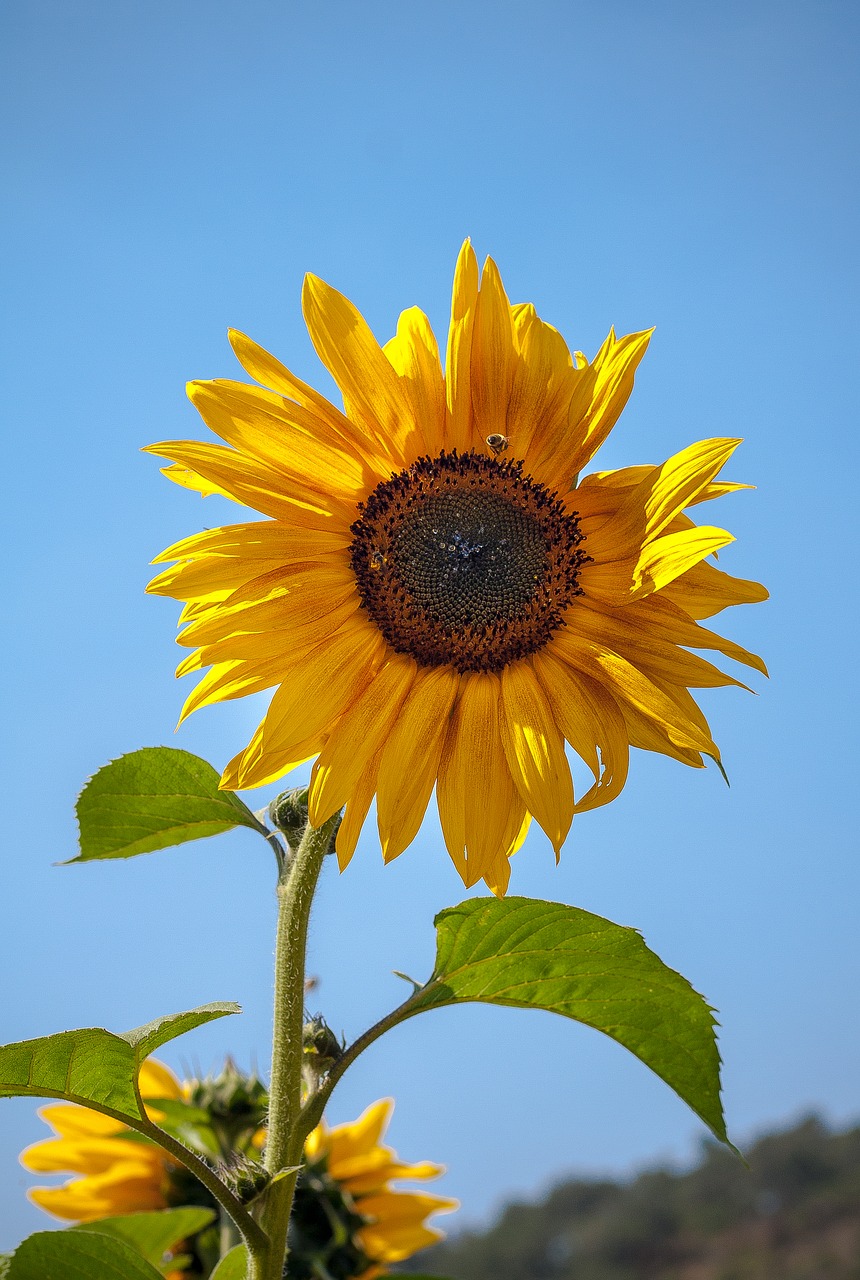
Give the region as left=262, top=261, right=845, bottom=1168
left=219, top=1153, right=272, bottom=1206
left=302, top=1015, right=344, bottom=1094
left=269, top=788, right=341, bottom=855
left=187, top=1058, right=269, bottom=1156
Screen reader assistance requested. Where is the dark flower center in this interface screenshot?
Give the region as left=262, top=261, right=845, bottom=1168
left=350, top=450, right=588, bottom=673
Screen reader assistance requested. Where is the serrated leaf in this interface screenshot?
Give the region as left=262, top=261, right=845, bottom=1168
left=411, top=897, right=728, bottom=1144
left=0, top=1003, right=239, bottom=1123
left=6, top=1230, right=165, bottom=1279
left=72, top=1208, right=216, bottom=1269
left=210, top=1244, right=248, bottom=1278
left=71, top=747, right=266, bottom=862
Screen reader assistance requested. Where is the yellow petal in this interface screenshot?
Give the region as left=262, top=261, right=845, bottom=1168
left=663, top=559, right=770, bottom=619
left=582, top=525, right=735, bottom=605
left=550, top=630, right=715, bottom=756
left=482, top=804, right=530, bottom=897
left=309, top=656, right=417, bottom=826
left=28, top=1162, right=169, bottom=1221
left=187, top=379, right=375, bottom=500
left=227, top=327, right=383, bottom=461
left=302, top=273, right=415, bottom=464
left=152, top=521, right=350, bottom=567
left=376, top=665, right=460, bottom=863
left=509, top=305, right=576, bottom=468
left=499, top=661, right=574, bottom=857
left=470, top=257, right=515, bottom=444
left=566, top=328, right=654, bottom=478
left=147, top=553, right=290, bottom=602
left=533, top=649, right=629, bottom=813
left=31, top=1104, right=126, bottom=1141
left=158, top=462, right=238, bottom=502
left=144, top=440, right=343, bottom=527
left=229, top=617, right=386, bottom=791
left=563, top=601, right=749, bottom=690
left=586, top=438, right=742, bottom=561
left=21, top=1136, right=161, bottom=1176
left=323, top=1100, right=394, bottom=1169
left=445, top=239, right=479, bottom=445
left=138, top=1059, right=183, bottom=1100
left=436, top=673, right=520, bottom=887
left=177, top=657, right=283, bottom=724
left=383, top=307, right=446, bottom=455
left=596, top=593, right=768, bottom=676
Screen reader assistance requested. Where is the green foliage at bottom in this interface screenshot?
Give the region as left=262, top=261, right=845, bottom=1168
left=5, top=1230, right=165, bottom=1280
left=73, top=1208, right=216, bottom=1273
left=210, top=1245, right=248, bottom=1279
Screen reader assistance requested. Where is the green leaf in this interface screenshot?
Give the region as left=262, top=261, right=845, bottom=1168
left=411, top=897, right=729, bottom=1145
left=0, top=1003, right=239, bottom=1123
left=70, top=747, right=267, bottom=862
left=210, top=1244, right=248, bottom=1279
left=72, top=1208, right=216, bottom=1269
left=6, top=1230, right=165, bottom=1279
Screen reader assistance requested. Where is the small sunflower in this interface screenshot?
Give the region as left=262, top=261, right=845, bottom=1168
left=20, top=1062, right=453, bottom=1278
left=300, top=1099, right=457, bottom=1280
left=147, top=242, right=767, bottom=893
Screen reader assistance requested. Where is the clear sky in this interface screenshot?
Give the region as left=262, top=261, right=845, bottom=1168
left=2, top=0, right=858, bottom=1253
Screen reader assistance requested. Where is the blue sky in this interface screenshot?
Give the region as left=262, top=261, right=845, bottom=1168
left=2, top=0, right=858, bottom=1253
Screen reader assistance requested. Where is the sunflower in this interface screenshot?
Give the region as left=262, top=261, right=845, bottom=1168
left=299, top=1099, right=456, bottom=1279
left=20, top=1062, right=454, bottom=1278
left=147, top=241, right=767, bottom=893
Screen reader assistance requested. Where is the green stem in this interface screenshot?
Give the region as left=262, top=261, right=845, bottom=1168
left=248, top=813, right=339, bottom=1280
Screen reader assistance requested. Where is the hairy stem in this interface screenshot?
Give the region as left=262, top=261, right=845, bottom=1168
left=248, top=813, right=339, bottom=1280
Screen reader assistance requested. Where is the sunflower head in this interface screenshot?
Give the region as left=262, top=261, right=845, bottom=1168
left=147, top=241, right=767, bottom=892
left=303, top=1099, right=458, bottom=1275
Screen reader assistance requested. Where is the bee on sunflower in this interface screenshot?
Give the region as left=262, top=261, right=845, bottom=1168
left=20, top=1059, right=455, bottom=1279
left=146, top=241, right=766, bottom=893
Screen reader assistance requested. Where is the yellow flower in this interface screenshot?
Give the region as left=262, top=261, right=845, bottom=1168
left=147, top=242, right=767, bottom=893
left=19, top=1059, right=183, bottom=1221
left=21, top=1064, right=454, bottom=1275
left=304, top=1098, right=457, bottom=1271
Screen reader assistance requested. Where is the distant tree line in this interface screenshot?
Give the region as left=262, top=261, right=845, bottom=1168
left=411, top=1116, right=860, bottom=1279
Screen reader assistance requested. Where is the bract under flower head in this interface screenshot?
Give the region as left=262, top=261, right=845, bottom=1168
left=147, top=242, right=767, bottom=893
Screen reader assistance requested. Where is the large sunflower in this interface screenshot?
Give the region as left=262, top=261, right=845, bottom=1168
left=20, top=1063, right=453, bottom=1278
left=147, top=241, right=767, bottom=893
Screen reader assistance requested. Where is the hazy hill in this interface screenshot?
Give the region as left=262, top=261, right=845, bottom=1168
left=413, top=1116, right=860, bottom=1280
